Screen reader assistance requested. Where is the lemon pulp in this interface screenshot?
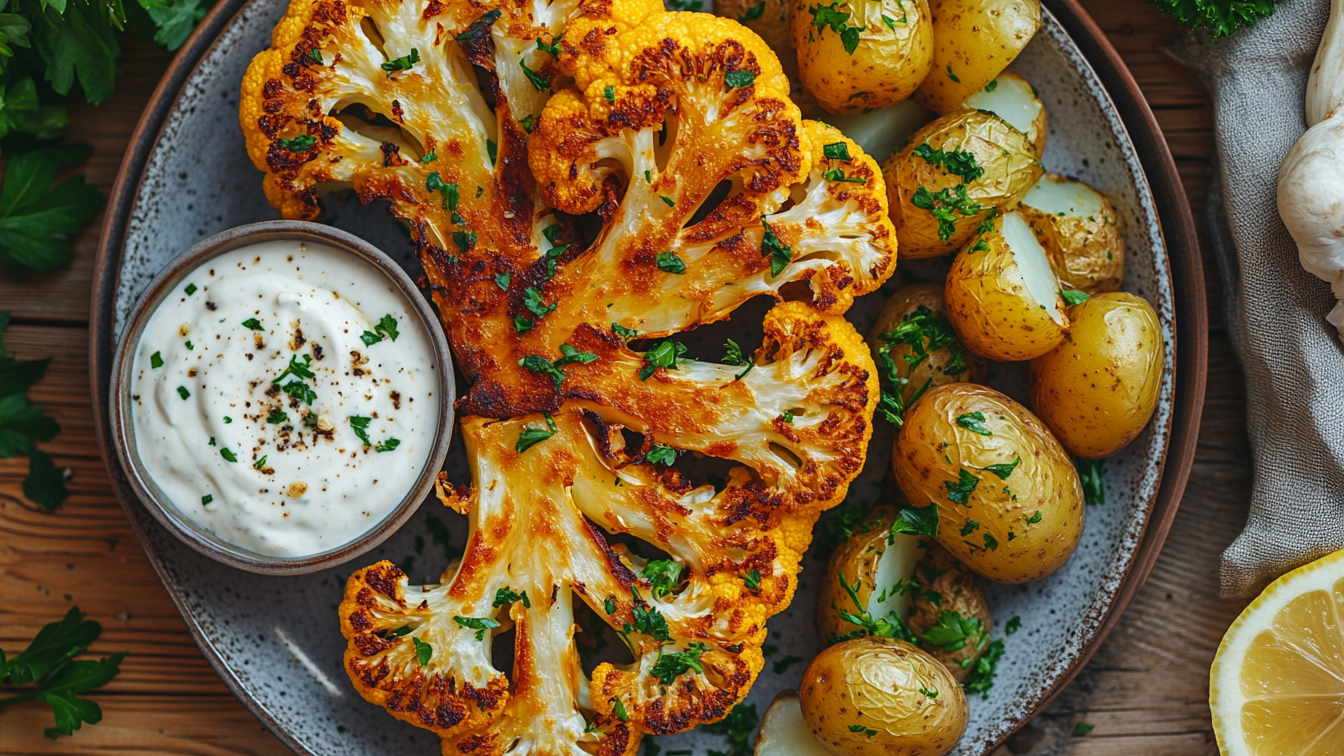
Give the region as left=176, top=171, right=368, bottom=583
left=1237, top=576, right=1344, bottom=755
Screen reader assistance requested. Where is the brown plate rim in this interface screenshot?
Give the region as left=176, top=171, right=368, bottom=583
left=88, top=0, right=1208, bottom=752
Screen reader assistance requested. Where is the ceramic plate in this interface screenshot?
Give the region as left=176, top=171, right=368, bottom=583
left=90, top=0, right=1207, bottom=753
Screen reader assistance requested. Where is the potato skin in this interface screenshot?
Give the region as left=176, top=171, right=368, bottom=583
left=868, top=283, right=987, bottom=404
left=914, top=0, right=1041, bottom=114
left=791, top=0, right=934, bottom=114
left=964, top=71, right=1047, bottom=158
left=882, top=110, right=1042, bottom=257
left=1018, top=175, right=1125, bottom=294
left=816, top=506, right=905, bottom=643
left=906, top=544, right=992, bottom=682
left=1029, top=293, right=1165, bottom=459
left=799, top=637, right=968, bottom=756
left=943, top=215, right=1069, bottom=361
left=892, top=383, right=1085, bottom=583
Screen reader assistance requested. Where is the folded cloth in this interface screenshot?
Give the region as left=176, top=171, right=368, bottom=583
left=1169, top=0, right=1344, bottom=598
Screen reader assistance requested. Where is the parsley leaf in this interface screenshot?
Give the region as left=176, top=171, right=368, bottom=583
left=411, top=636, right=433, bottom=665
left=645, top=444, right=677, bottom=466
left=515, top=412, right=557, bottom=453
left=965, top=638, right=1005, bottom=695
left=0, top=313, right=64, bottom=508
left=910, top=184, right=982, bottom=243
left=1061, top=286, right=1090, bottom=306
left=639, top=340, right=687, bottom=380
left=453, top=615, right=501, bottom=641
left=493, top=587, right=532, bottom=608
left=911, top=142, right=985, bottom=183
left=0, top=607, right=125, bottom=740
left=956, top=411, right=991, bottom=436
left=381, top=48, right=420, bottom=76
left=891, top=504, right=939, bottom=537
left=643, top=559, right=682, bottom=599
left=650, top=643, right=707, bottom=685
left=944, top=469, right=980, bottom=506
left=656, top=250, right=686, bottom=273
left=760, top=216, right=792, bottom=276
left=703, top=702, right=759, bottom=756
left=809, top=3, right=863, bottom=54
left=724, top=69, right=755, bottom=89
left=1077, top=457, right=1106, bottom=505
left=0, top=146, right=102, bottom=274
left=360, top=314, right=400, bottom=346
left=984, top=456, right=1020, bottom=480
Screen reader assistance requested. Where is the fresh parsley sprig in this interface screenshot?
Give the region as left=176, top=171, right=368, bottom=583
left=0, top=311, right=66, bottom=508
left=0, top=606, right=126, bottom=739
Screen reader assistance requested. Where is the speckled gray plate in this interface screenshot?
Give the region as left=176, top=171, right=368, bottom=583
left=89, top=0, right=1207, bottom=753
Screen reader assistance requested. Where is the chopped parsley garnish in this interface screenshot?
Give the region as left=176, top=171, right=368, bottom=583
left=520, top=59, right=551, bottom=91
left=891, top=504, right=939, bottom=537
left=656, top=251, right=686, bottom=274
left=201, top=494, right=213, bottom=505
left=184, top=341, right=193, bottom=350
left=349, top=415, right=373, bottom=446
left=1077, top=457, right=1106, bottom=505
left=176, top=386, right=190, bottom=400
left=150, top=351, right=164, bottom=368
left=809, top=4, right=862, bottom=54
left=944, top=469, right=980, bottom=506
left=744, top=568, right=761, bottom=590
left=960, top=520, right=981, bottom=536
left=946, top=65, right=960, bottom=82
left=536, top=34, right=563, bottom=57
left=830, top=572, right=917, bottom=644
left=604, top=85, right=615, bottom=102
left=375, top=438, right=400, bottom=453
left=360, top=314, right=400, bottom=346
left=278, top=134, right=316, bottom=152
left=523, top=287, right=557, bottom=319
left=224, top=416, right=232, bottom=424
left=487, top=139, right=497, bottom=165
left=921, top=610, right=987, bottom=652
left=520, top=345, right=597, bottom=391
left=781, top=410, right=794, bottom=423
left=420, top=150, right=436, bottom=163
left=1061, top=286, right=1090, bottom=306
left=1005, top=615, right=1022, bottom=635
left=965, top=638, right=1005, bottom=695
left=920, top=686, right=939, bottom=699
left=740, top=1, right=765, bottom=20
left=611, top=323, right=639, bottom=340
left=985, top=78, right=999, bottom=92
left=520, top=115, right=535, bottom=133
left=882, top=14, right=897, bottom=30
left=381, top=48, right=420, bottom=76
left=724, top=69, right=756, bottom=89
left=184, top=283, right=197, bottom=295
left=703, top=702, right=759, bottom=756
left=984, top=456, right=1020, bottom=480
left=822, top=141, right=853, bottom=161
left=241, top=318, right=264, bottom=331
left=824, top=168, right=865, bottom=184
left=273, top=353, right=315, bottom=383
left=646, top=444, right=677, bottom=467
left=1026, top=510, right=1042, bottom=524
left=453, top=230, right=477, bottom=251
left=267, top=409, right=288, bottom=424
left=639, top=340, right=687, bottom=380
left=254, top=456, right=268, bottom=470
left=643, top=559, right=682, bottom=599
left=650, top=642, right=707, bottom=685
left=493, top=587, right=531, bottom=608
left=494, top=272, right=510, bottom=291
left=220, top=448, right=237, bottom=463
left=849, top=724, right=878, bottom=737
left=1073, top=722, right=1095, bottom=736
left=411, top=636, right=433, bottom=666
left=453, top=615, right=501, bottom=641
left=515, top=412, right=557, bottom=453
left=956, top=411, right=991, bottom=436
left=911, top=142, right=985, bottom=183
left=871, top=305, right=968, bottom=426
left=721, top=338, right=756, bottom=380
left=911, top=184, right=982, bottom=242
left=627, top=586, right=670, bottom=640
left=660, top=195, right=676, bottom=208
left=760, top=216, right=792, bottom=277
left=604, top=598, right=617, bottom=615
left=611, top=698, right=629, bottom=722
left=310, top=48, right=323, bottom=63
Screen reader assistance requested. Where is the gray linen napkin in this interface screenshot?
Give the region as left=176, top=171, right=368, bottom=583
left=1169, top=0, right=1344, bottom=597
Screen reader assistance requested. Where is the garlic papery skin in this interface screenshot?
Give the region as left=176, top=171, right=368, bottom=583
left=1278, top=109, right=1344, bottom=338
left=1307, top=0, right=1344, bottom=127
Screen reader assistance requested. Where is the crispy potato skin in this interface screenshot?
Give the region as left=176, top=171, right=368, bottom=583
left=914, top=0, right=1041, bottom=113
left=943, top=217, right=1068, bottom=361
left=1029, top=293, right=1164, bottom=459
left=790, top=0, right=934, bottom=114
left=815, top=506, right=906, bottom=642
left=882, top=110, right=1041, bottom=257
left=1018, top=176, right=1125, bottom=295
left=892, top=384, right=1085, bottom=583
left=799, top=637, right=967, bottom=756
left=905, top=544, right=991, bottom=682
left=868, top=283, right=986, bottom=400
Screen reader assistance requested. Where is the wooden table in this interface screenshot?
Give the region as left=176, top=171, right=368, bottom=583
left=0, top=2, right=1243, bottom=753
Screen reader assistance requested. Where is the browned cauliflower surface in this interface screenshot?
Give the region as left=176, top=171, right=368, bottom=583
left=240, top=0, right=898, bottom=752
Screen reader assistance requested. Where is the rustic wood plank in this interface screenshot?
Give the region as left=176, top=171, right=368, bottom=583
left=0, top=2, right=1247, bottom=755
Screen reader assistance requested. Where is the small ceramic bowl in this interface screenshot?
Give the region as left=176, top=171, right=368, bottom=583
left=108, top=221, right=455, bottom=575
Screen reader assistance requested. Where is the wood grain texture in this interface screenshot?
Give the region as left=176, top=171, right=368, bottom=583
left=0, top=4, right=1245, bottom=754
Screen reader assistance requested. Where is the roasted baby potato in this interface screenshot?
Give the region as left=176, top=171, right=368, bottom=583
left=883, top=109, right=1042, bottom=257
left=817, top=506, right=926, bottom=643
left=892, top=383, right=1085, bottom=583
left=1018, top=173, right=1125, bottom=294
left=868, top=284, right=986, bottom=414
left=799, top=637, right=968, bottom=756
left=944, top=211, right=1069, bottom=361
left=905, top=544, right=992, bottom=682
left=791, top=0, right=934, bottom=114
left=825, top=99, right=931, bottom=164
left=1030, top=292, right=1164, bottom=459
left=963, top=71, right=1047, bottom=158
left=757, top=691, right=837, bottom=756
left=914, top=0, right=1041, bottom=114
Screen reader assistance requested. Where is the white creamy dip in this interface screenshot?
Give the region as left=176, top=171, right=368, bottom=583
left=129, top=240, right=440, bottom=557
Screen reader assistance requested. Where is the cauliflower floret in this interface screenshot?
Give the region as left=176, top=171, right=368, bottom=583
left=243, top=1, right=896, bottom=753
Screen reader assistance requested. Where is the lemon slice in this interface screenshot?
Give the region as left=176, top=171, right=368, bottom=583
left=1211, top=549, right=1344, bottom=756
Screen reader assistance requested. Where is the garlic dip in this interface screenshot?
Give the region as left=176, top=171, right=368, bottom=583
left=128, top=239, right=439, bottom=557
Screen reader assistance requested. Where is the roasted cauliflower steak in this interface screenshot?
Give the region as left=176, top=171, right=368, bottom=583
left=241, top=0, right=897, bottom=753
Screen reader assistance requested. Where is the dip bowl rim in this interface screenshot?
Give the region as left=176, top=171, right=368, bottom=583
left=107, top=219, right=456, bottom=576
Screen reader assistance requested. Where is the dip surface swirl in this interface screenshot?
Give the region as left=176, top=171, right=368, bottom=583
left=129, top=239, right=439, bottom=557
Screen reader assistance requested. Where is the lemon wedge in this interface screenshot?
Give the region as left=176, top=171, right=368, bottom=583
left=1210, top=549, right=1344, bottom=756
